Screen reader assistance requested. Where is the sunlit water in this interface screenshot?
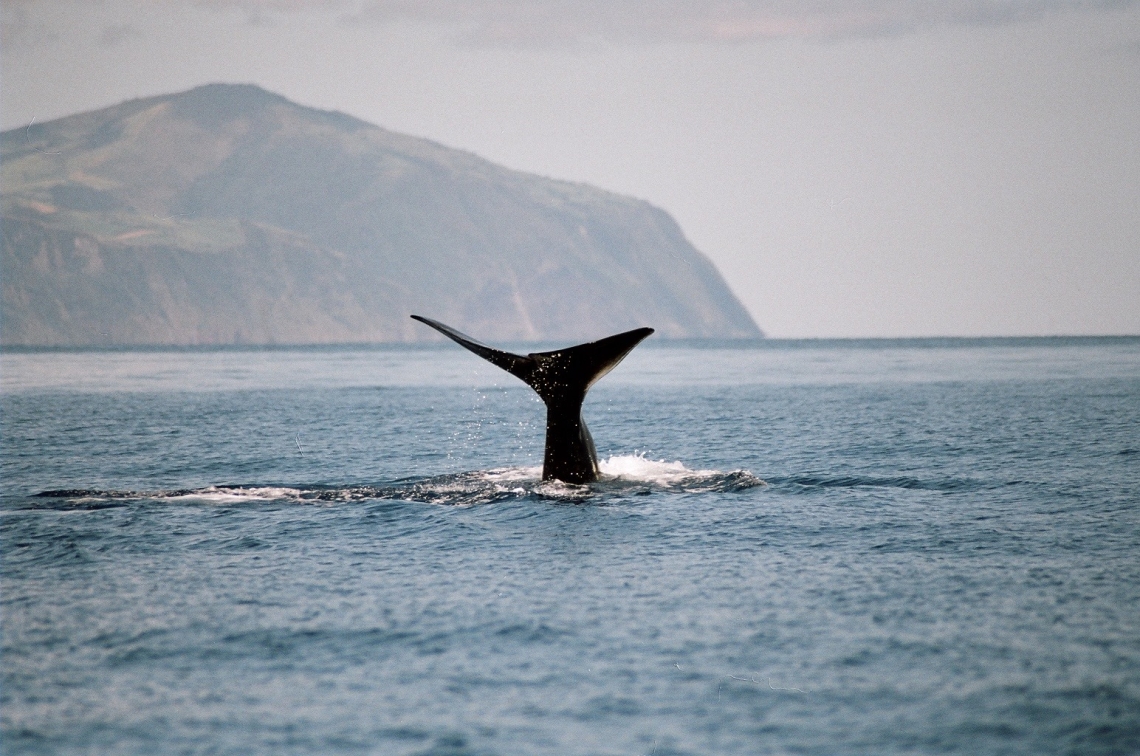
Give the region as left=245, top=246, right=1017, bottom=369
left=2, top=338, right=1139, bottom=755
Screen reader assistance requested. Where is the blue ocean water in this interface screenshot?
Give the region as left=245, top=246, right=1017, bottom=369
left=2, top=338, right=1139, bottom=755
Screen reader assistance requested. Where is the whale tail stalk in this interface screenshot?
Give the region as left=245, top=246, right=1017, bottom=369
left=411, top=315, right=654, bottom=483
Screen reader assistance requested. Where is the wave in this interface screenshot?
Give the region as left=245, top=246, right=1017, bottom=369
left=766, top=474, right=1017, bottom=493
left=29, top=454, right=764, bottom=508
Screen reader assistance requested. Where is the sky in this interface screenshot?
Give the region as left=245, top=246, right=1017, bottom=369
left=3, top=0, right=1138, bottom=337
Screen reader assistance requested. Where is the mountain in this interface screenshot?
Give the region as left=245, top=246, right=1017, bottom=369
left=1, top=84, right=762, bottom=346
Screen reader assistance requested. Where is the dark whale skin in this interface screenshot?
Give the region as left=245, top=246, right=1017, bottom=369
left=411, top=315, right=653, bottom=483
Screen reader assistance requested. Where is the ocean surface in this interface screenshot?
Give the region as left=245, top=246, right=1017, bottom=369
left=2, top=337, right=1139, bottom=755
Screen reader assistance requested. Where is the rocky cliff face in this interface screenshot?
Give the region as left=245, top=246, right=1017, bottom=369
left=1, top=84, right=761, bottom=346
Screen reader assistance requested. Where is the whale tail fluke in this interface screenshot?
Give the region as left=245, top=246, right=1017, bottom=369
left=410, top=315, right=654, bottom=483
left=409, top=315, right=652, bottom=400
left=409, top=315, right=536, bottom=382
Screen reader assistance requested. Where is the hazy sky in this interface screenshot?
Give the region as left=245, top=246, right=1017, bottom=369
left=3, top=0, right=1138, bottom=337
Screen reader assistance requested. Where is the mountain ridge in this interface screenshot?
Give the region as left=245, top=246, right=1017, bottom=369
left=1, top=83, right=762, bottom=346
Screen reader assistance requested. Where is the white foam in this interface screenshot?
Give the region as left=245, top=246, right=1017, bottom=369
left=481, top=466, right=543, bottom=483
left=164, top=486, right=303, bottom=504
left=599, top=453, right=716, bottom=486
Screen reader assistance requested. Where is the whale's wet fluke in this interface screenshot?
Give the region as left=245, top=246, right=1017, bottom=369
left=411, top=315, right=654, bottom=483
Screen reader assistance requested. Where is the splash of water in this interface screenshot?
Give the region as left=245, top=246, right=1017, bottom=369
left=599, top=453, right=717, bottom=485
left=31, top=455, right=762, bottom=508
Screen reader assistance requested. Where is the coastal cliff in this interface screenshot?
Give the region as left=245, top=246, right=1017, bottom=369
left=1, top=84, right=761, bottom=345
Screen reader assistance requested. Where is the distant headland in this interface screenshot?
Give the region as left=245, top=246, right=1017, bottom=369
left=0, top=83, right=762, bottom=347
